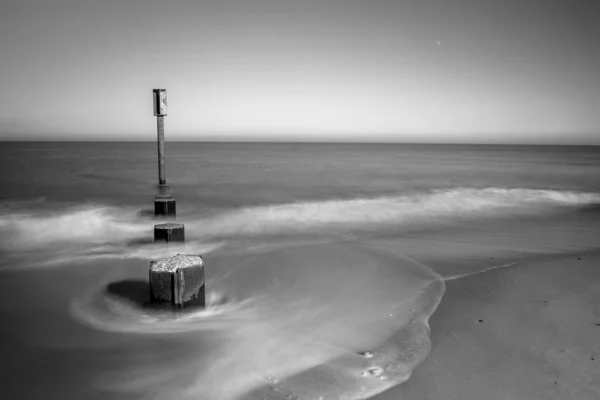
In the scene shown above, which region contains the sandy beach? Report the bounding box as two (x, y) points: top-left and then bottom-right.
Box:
(375, 250), (600, 400)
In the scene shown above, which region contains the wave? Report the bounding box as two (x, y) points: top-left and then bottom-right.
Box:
(1, 188), (598, 257)
(0, 204), (148, 251)
(185, 187), (600, 239)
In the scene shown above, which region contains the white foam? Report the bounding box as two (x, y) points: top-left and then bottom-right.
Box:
(186, 188), (600, 238)
(1, 188), (597, 260)
(68, 242), (446, 400)
(0, 205), (148, 250)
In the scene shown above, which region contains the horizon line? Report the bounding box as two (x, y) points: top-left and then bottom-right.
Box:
(0, 139), (598, 147)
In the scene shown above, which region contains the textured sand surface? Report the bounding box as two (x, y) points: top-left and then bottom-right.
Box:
(375, 251), (600, 400)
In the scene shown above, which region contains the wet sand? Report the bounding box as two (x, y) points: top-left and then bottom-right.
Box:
(1, 242), (599, 399)
(1, 207), (599, 399)
(375, 251), (600, 400)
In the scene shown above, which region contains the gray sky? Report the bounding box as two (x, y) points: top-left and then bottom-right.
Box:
(1, 0), (598, 143)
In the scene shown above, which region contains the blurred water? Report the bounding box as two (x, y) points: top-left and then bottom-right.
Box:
(2, 142), (599, 208)
(0, 142), (599, 399)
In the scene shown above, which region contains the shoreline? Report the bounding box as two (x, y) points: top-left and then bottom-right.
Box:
(374, 249), (600, 399)
(1, 228), (599, 399)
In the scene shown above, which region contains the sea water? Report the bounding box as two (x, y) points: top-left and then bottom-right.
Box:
(0, 142), (599, 399)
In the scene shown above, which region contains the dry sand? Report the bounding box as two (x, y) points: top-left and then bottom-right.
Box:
(375, 251), (600, 400)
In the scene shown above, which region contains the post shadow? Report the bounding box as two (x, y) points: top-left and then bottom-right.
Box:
(127, 237), (156, 247)
(104, 280), (155, 310)
(137, 208), (156, 218)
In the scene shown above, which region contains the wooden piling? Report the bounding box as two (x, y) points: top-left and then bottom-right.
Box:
(149, 254), (205, 308)
(154, 195), (176, 217)
(154, 222), (185, 242)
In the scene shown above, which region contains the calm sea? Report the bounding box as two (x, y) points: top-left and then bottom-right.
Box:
(1, 142), (599, 399)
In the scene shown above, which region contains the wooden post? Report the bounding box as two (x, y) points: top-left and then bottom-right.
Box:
(154, 223), (185, 242)
(154, 196), (176, 217)
(149, 254), (205, 309)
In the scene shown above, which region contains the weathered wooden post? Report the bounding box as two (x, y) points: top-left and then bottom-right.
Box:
(154, 222), (185, 243)
(153, 89), (176, 215)
(149, 254), (205, 309)
(154, 195), (176, 216)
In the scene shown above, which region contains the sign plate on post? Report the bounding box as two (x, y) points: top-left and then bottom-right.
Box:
(153, 89), (167, 116)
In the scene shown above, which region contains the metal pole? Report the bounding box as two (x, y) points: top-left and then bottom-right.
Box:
(153, 88), (174, 214)
(157, 115), (166, 186)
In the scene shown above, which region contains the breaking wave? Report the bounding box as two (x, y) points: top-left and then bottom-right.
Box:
(0, 188), (598, 266)
(187, 187), (600, 238)
(0, 205), (148, 250)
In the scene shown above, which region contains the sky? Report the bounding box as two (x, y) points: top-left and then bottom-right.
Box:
(0, 0), (598, 144)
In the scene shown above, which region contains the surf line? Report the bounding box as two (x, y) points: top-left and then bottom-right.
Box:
(443, 261), (520, 281)
(363, 241), (521, 283)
